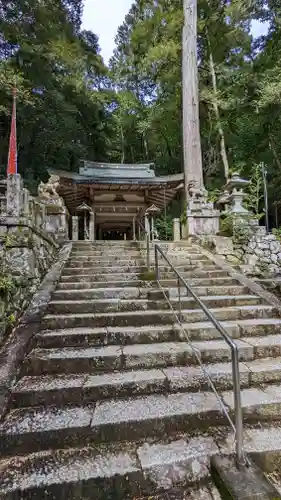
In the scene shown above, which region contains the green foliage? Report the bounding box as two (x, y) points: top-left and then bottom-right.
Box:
(139, 271), (156, 281)
(272, 227), (281, 242)
(0, 275), (16, 298)
(244, 163), (264, 217)
(219, 212), (235, 237)
(0, 0), (111, 190)
(155, 214), (173, 241)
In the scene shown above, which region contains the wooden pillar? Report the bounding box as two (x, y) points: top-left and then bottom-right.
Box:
(182, 0), (204, 199)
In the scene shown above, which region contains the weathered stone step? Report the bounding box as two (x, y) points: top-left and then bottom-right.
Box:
(56, 277), (239, 290)
(57, 279), (151, 289)
(66, 259), (144, 268)
(62, 265), (144, 275)
(23, 333), (281, 376)
(61, 264), (218, 276)
(3, 384), (281, 456)
(70, 251), (144, 258)
(59, 268), (229, 283)
(0, 392), (225, 456)
(47, 295), (261, 315)
(34, 318), (281, 349)
(53, 286), (150, 301)
(0, 435), (219, 498)
(14, 354), (281, 408)
(67, 253), (208, 263)
(35, 324), (177, 348)
(60, 272), (141, 282)
(42, 304), (277, 329)
(52, 285), (248, 301)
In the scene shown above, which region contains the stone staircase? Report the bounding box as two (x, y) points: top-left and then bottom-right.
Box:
(1, 240), (281, 498)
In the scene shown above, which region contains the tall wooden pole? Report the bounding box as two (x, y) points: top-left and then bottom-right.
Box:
(182, 0), (204, 200)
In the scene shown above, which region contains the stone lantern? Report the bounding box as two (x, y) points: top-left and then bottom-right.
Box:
(145, 204), (161, 240)
(76, 202), (95, 241)
(225, 172), (250, 215)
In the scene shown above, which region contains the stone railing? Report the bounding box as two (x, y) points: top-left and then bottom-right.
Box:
(0, 173), (69, 345)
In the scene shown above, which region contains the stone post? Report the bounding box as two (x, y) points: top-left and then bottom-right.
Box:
(6, 173), (23, 217)
(173, 218), (181, 241)
(132, 216), (136, 241)
(151, 216), (155, 241)
(145, 214), (150, 240)
(89, 211), (95, 241)
(72, 216), (78, 241)
(22, 188), (30, 216)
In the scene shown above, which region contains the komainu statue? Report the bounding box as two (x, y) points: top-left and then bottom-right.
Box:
(188, 180), (207, 200)
(38, 175), (60, 201)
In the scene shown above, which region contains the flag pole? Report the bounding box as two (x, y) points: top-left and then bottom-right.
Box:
(7, 87), (17, 176)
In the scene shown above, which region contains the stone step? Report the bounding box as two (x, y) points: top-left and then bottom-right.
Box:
(66, 259), (144, 267)
(56, 277), (239, 290)
(60, 272), (141, 282)
(53, 286), (150, 301)
(23, 333), (281, 376)
(0, 435), (219, 498)
(67, 253), (208, 263)
(34, 318), (281, 349)
(62, 265), (144, 275)
(52, 285), (248, 301)
(47, 295), (261, 315)
(35, 324), (177, 348)
(57, 279), (149, 289)
(59, 268), (230, 282)
(42, 304), (277, 329)
(70, 248), (142, 260)
(169, 285), (248, 297)
(61, 264), (218, 276)
(0, 392), (225, 456)
(3, 385), (281, 456)
(13, 355), (281, 408)
(3, 423), (281, 498)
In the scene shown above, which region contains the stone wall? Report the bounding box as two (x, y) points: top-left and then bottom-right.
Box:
(0, 217), (59, 345)
(0, 174), (67, 346)
(237, 223), (281, 277)
(193, 221), (281, 278)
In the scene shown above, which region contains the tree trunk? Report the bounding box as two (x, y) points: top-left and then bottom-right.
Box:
(206, 27), (230, 181)
(182, 0), (204, 200)
(120, 124), (125, 163)
(269, 135), (281, 169)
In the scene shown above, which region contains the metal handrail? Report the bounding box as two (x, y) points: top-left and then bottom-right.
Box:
(154, 243), (246, 467)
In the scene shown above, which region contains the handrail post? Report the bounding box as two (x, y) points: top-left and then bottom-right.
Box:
(232, 346), (246, 467)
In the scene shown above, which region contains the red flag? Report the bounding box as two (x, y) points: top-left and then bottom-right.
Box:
(7, 88), (17, 175)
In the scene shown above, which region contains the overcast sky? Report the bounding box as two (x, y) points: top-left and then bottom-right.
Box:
(82, 0), (269, 64)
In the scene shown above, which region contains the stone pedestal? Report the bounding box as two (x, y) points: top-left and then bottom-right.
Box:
(72, 216), (78, 241)
(173, 218), (181, 241)
(6, 174), (23, 216)
(42, 203), (68, 243)
(186, 199), (220, 236)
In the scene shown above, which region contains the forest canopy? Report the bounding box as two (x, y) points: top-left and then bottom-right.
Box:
(0, 0), (280, 223)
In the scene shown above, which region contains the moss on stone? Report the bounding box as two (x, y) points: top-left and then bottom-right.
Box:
(139, 270), (156, 281)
